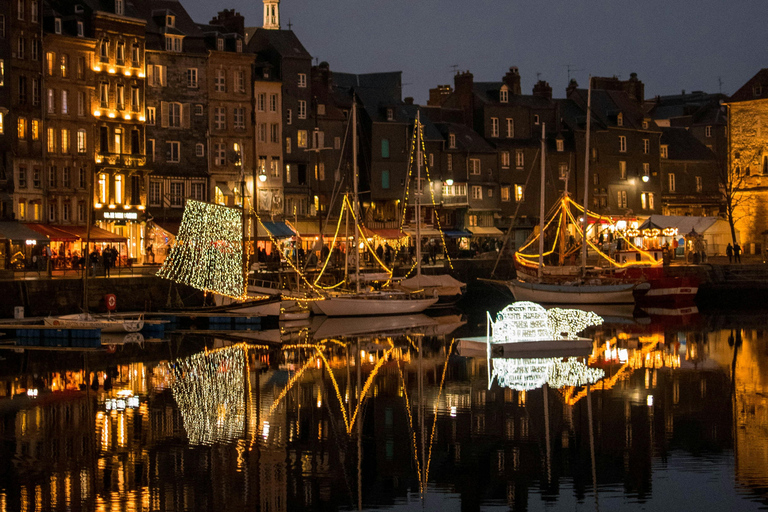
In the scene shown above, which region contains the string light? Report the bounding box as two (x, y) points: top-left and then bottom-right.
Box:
(166, 345), (247, 445)
(490, 357), (605, 391)
(157, 200), (246, 298)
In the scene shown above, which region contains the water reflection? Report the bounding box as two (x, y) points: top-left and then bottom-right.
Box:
(1, 306), (768, 510)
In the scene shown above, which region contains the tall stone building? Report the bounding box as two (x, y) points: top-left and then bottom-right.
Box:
(84, 0), (148, 257)
(200, 9), (254, 209)
(247, 0), (313, 221)
(41, 2), (96, 229)
(0, 0), (12, 220)
(8, 0), (45, 223)
(725, 69), (768, 253)
(133, 0), (209, 234)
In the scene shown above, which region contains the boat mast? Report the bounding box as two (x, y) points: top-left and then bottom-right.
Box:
(416, 111), (422, 278)
(352, 97), (360, 293)
(537, 123), (546, 279)
(582, 77), (592, 276)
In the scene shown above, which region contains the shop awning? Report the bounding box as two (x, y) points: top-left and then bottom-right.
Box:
(403, 227), (443, 237)
(467, 226), (504, 236)
(26, 224), (79, 241)
(0, 221), (51, 242)
(258, 221), (295, 238)
(361, 227), (405, 239)
(288, 220), (339, 237)
(443, 230), (472, 238)
(216, 182), (234, 197)
(55, 225), (127, 243)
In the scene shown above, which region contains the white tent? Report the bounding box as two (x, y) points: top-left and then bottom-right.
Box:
(639, 215), (738, 256)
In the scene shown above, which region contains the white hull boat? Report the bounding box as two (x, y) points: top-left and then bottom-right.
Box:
(505, 279), (641, 305)
(44, 313), (144, 333)
(314, 293), (438, 317)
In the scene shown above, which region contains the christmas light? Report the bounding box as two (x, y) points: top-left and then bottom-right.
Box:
(490, 302), (603, 342)
(166, 345), (247, 445)
(157, 200), (246, 298)
(490, 357), (605, 391)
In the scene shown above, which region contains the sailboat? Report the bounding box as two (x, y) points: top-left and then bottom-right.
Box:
(397, 111), (467, 306)
(499, 82), (651, 304)
(313, 98), (438, 317)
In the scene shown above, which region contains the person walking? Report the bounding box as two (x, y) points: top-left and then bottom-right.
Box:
(726, 243), (733, 264)
(734, 243), (742, 263)
(104, 245), (113, 277)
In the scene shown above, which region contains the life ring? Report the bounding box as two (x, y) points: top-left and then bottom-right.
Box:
(53, 320), (59, 326)
(106, 344), (117, 353)
(106, 295), (117, 309)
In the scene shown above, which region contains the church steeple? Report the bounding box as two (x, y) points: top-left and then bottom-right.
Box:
(263, 0), (280, 30)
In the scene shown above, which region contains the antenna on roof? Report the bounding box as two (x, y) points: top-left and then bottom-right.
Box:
(287, 18), (292, 30)
(536, 72), (542, 81)
(718, 76), (723, 94)
(450, 64), (458, 75)
(564, 64), (583, 82)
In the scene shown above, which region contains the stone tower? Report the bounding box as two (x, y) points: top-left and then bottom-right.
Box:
(263, 0), (280, 30)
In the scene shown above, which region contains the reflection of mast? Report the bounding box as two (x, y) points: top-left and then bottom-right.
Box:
(587, 385), (599, 511)
(419, 336), (426, 501)
(356, 338), (362, 511)
(543, 383), (551, 484)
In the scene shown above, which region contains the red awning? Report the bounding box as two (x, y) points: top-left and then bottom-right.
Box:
(55, 225), (127, 242)
(26, 224), (79, 241)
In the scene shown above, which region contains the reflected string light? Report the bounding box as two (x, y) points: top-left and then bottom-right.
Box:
(167, 345), (247, 445)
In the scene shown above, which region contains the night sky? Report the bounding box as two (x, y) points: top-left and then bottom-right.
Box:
(184, 0), (766, 103)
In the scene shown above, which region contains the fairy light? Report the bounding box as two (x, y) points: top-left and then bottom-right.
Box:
(166, 345), (247, 445)
(546, 307), (603, 339)
(491, 358), (554, 391)
(157, 200), (245, 298)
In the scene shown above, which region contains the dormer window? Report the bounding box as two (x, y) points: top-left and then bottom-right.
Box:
(449, 133), (456, 148)
(165, 35), (182, 52)
(617, 112), (623, 127)
(533, 114), (540, 125)
(660, 145), (668, 159)
(114, 0), (124, 16)
(77, 21), (84, 37)
(556, 139), (564, 152)
(236, 39), (242, 53)
(642, 119), (649, 129)
(754, 84), (763, 98)
(54, 18), (61, 34)
(386, 108), (393, 121)
(500, 85), (508, 103)
(216, 38), (224, 51)
(166, 15), (175, 28)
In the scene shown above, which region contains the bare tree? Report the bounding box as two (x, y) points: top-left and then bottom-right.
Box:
(719, 158), (750, 245)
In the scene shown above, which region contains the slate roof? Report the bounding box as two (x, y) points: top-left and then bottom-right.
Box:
(563, 88), (656, 131)
(247, 29), (311, 59)
(728, 69), (768, 103)
(471, 81), (553, 109)
(433, 122), (495, 154)
(333, 71), (403, 122)
(646, 91), (727, 125)
(131, 0), (206, 53)
(660, 127), (716, 161)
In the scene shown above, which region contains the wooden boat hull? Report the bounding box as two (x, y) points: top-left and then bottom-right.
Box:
(505, 279), (638, 304)
(44, 314), (144, 333)
(314, 295), (438, 317)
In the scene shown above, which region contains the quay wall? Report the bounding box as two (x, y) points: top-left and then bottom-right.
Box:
(0, 277), (204, 318)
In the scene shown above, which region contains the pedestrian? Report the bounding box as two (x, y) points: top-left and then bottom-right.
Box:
(104, 245), (113, 277)
(146, 243), (155, 264)
(376, 244), (384, 261)
(726, 243), (733, 264)
(384, 242), (392, 265)
(734, 243), (742, 263)
(89, 248), (99, 276)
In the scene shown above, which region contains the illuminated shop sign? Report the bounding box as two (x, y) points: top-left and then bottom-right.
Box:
(102, 211), (138, 220)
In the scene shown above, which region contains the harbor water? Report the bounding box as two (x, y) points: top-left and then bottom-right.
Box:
(0, 295), (767, 511)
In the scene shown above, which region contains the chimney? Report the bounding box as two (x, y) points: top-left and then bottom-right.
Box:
(532, 80), (552, 99)
(312, 61), (332, 91)
(454, 71), (474, 127)
(566, 79), (579, 97)
(503, 67), (521, 95)
(427, 85), (452, 106)
(404, 97), (414, 105)
(626, 72), (644, 104)
(211, 9), (245, 36)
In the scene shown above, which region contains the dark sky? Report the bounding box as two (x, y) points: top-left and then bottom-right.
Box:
(184, 0), (765, 103)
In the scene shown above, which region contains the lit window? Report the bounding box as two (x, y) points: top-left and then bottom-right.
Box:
(18, 117), (26, 139)
(297, 130), (307, 148)
(166, 14), (175, 27)
(77, 129), (86, 153)
(617, 112), (623, 127)
(556, 139), (564, 152)
(500, 85), (508, 103)
(515, 184), (524, 202)
(98, 173), (108, 203)
(660, 145), (668, 159)
(115, 174), (123, 203)
(619, 161), (627, 179)
(501, 186), (510, 201)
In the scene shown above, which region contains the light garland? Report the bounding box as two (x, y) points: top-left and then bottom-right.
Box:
(157, 200), (246, 298)
(490, 302), (603, 342)
(546, 307), (603, 340)
(167, 344), (247, 445)
(490, 356), (605, 391)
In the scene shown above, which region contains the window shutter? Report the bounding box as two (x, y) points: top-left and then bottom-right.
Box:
(161, 66), (167, 87)
(146, 64), (154, 86)
(182, 103), (190, 128)
(160, 101), (169, 128)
